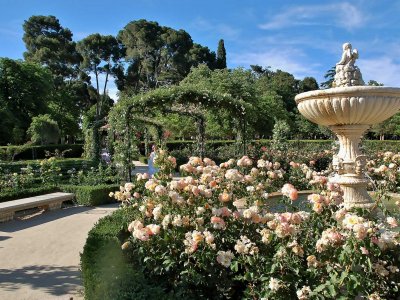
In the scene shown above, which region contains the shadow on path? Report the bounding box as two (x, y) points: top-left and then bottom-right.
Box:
(0, 265), (81, 296)
(0, 206), (94, 233)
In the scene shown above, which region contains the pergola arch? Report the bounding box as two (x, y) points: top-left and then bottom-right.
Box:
(108, 85), (252, 178)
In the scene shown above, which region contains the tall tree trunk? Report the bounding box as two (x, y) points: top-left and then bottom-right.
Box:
(94, 65), (100, 116)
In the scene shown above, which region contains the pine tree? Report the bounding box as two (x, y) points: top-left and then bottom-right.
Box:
(216, 39), (227, 69)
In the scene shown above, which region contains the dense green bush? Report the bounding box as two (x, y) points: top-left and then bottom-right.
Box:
(0, 185), (58, 203)
(68, 164), (120, 186)
(0, 158), (95, 176)
(61, 184), (119, 206)
(27, 114), (60, 145)
(0, 144), (84, 161)
(138, 156), (148, 164)
(81, 208), (173, 300)
(363, 140), (400, 154)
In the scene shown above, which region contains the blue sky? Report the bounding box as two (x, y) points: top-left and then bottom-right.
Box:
(1, 0), (400, 99)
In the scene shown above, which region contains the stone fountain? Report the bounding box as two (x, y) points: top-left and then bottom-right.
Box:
(295, 43), (400, 209)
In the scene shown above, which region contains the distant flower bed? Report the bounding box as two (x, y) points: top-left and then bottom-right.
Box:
(367, 151), (400, 193)
(111, 151), (400, 299)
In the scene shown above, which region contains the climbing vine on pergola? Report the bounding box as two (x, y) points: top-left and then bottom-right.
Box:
(108, 85), (252, 177)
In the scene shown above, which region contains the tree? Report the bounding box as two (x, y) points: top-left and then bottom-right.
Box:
(181, 65), (287, 139)
(77, 33), (122, 115)
(23, 15), (81, 84)
(258, 69), (299, 112)
(370, 112), (400, 140)
(298, 77), (319, 93)
(216, 39), (227, 69)
(367, 80), (384, 86)
(117, 19), (173, 92)
(320, 66), (335, 89)
(117, 19), (216, 94)
(189, 44), (216, 69)
(0, 58), (53, 144)
(27, 114), (60, 144)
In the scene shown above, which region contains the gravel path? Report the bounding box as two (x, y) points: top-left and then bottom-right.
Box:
(0, 203), (118, 300)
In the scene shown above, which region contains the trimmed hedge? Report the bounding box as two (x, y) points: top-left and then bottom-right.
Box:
(61, 184), (120, 206)
(81, 208), (172, 300)
(138, 156), (148, 164)
(0, 158), (96, 176)
(0, 144), (84, 161)
(0, 185), (59, 203)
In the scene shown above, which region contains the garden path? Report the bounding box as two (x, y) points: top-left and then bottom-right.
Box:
(0, 203), (118, 300)
(132, 160), (180, 179)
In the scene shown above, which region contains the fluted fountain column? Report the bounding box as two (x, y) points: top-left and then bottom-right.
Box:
(330, 124), (372, 209)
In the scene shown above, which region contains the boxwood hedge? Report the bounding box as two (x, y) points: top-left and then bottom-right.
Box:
(81, 208), (173, 300)
(60, 184), (120, 206)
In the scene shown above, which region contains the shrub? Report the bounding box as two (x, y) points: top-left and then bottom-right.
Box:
(0, 185), (58, 203)
(271, 120), (291, 151)
(0, 158), (95, 177)
(27, 114), (60, 145)
(68, 164), (120, 186)
(0, 144), (84, 161)
(81, 208), (173, 300)
(61, 184), (119, 206)
(109, 153), (400, 299)
(138, 156), (148, 164)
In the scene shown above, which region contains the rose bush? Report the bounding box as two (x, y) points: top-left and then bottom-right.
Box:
(367, 151), (400, 193)
(111, 151), (400, 299)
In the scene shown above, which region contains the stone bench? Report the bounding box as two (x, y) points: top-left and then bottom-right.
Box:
(0, 192), (74, 223)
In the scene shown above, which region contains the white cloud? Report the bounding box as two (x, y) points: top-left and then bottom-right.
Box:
(358, 57), (400, 86)
(259, 2), (365, 31)
(231, 48), (320, 79)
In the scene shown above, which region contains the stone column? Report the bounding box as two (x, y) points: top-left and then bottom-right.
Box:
(329, 124), (373, 209)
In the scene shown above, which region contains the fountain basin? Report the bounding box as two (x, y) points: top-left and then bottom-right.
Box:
(295, 86), (400, 126)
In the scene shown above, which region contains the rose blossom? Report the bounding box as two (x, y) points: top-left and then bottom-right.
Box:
(386, 217), (398, 228)
(216, 250), (234, 267)
(296, 286), (311, 300)
(269, 277), (282, 292)
(219, 191), (231, 203)
(210, 216), (226, 229)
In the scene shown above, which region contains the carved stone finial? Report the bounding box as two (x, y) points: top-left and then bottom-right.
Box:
(333, 43), (364, 87)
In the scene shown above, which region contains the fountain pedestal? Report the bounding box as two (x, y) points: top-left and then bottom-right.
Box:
(295, 43), (400, 209)
(329, 124), (372, 209)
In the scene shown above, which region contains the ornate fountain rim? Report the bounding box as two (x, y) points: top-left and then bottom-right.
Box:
(295, 86), (400, 104)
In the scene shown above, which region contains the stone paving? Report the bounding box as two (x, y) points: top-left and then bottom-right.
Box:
(0, 159), (175, 299)
(0, 203), (118, 299)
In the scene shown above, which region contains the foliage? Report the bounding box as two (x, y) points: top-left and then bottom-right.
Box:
(116, 19), (216, 93)
(22, 15), (95, 141)
(68, 163), (120, 185)
(23, 15), (81, 82)
(27, 114), (60, 145)
(77, 33), (122, 113)
(370, 113), (400, 140)
(216, 39), (227, 69)
(108, 84), (250, 178)
(39, 157), (62, 185)
(80, 208), (172, 300)
(61, 184), (119, 206)
(366, 151), (400, 193)
(109, 153), (400, 299)
(0, 164), (37, 190)
(271, 120), (291, 151)
(320, 67), (335, 89)
(0, 58), (53, 145)
(0, 185), (58, 203)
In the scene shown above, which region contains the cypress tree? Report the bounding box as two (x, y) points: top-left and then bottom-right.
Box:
(216, 39), (227, 69)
